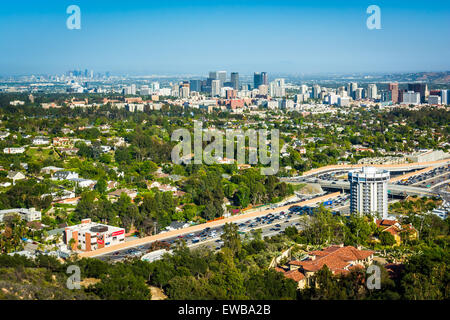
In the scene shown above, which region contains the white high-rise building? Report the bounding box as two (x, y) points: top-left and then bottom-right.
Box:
(440, 90), (448, 105)
(312, 84), (321, 99)
(151, 82), (160, 92)
(367, 84), (377, 100)
(211, 80), (221, 96)
(130, 84), (137, 95)
(337, 86), (347, 97)
(338, 96), (350, 106)
(269, 79), (286, 97)
(403, 91), (421, 105)
(217, 71), (227, 86)
(326, 94), (339, 105)
(299, 85), (308, 94)
(347, 82), (358, 98)
(349, 167), (390, 218)
(355, 88), (364, 100)
(179, 86), (190, 98)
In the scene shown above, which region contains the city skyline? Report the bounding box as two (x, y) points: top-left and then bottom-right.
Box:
(1, 0), (450, 75)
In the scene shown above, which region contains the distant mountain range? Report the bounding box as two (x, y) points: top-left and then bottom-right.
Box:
(382, 71), (450, 84)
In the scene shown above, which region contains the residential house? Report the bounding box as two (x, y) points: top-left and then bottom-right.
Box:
(286, 245), (374, 287)
(7, 171), (26, 185)
(41, 166), (64, 175)
(4, 147), (25, 154)
(149, 181), (177, 193)
(275, 267), (307, 289)
(0, 207), (41, 222)
(53, 137), (71, 146)
(108, 188), (138, 201)
(69, 178), (97, 189)
(52, 171), (79, 181)
(375, 219), (418, 245)
(32, 136), (50, 145)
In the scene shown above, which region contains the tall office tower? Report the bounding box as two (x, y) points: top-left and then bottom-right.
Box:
(217, 71), (227, 86)
(381, 91), (392, 102)
(300, 84), (308, 94)
(441, 90), (449, 105)
(190, 80), (202, 92)
(349, 167), (390, 218)
(408, 83), (428, 103)
(347, 82), (358, 99)
(269, 79), (286, 97)
(211, 80), (221, 96)
(209, 71), (219, 80)
(230, 72), (239, 90)
(388, 83), (399, 103)
(312, 84), (321, 99)
(337, 86), (346, 97)
(207, 71), (218, 87)
(151, 82), (160, 93)
(179, 86), (190, 98)
(262, 72), (268, 85)
(355, 88), (364, 100)
(274, 78), (285, 87)
(367, 84), (377, 99)
(254, 72), (263, 89)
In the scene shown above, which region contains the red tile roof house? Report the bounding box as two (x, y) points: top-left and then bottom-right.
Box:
(282, 245), (374, 288)
(275, 267), (307, 289)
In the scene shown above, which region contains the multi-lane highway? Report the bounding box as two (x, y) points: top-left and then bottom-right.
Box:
(80, 192), (342, 259)
(99, 208), (315, 262)
(295, 159), (450, 178)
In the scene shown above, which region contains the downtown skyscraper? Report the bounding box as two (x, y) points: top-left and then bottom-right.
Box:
(254, 72), (268, 89)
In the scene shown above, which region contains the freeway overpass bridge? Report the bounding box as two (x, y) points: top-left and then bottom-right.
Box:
(295, 159), (450, 178)
(301, 179), (438, 197)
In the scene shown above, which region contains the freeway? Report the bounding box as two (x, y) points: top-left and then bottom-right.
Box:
(307, 179), (438, 197)
(102, 210), (311, 262)
(79, 191), (342, 258)
(294, 159), (450, 178)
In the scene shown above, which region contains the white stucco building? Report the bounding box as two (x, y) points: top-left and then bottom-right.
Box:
(348, 167), (390, 218)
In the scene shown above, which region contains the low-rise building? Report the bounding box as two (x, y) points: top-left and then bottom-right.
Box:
(32, 136), (50, 145)
(52, 171), (79, 180)
(41, 166), (64, 175)
(107, 188), (138, 200)
(65, 218), (125, 252)
(4, 147), (25, 154)
(0, 207), (41, 222)
(7, 171), (26, 184)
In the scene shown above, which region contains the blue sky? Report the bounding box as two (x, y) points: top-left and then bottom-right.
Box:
(1, 0), (449, 75)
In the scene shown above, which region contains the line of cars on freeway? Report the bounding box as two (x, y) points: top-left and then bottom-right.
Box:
(106, 203), (345, 260)
(396, 165), (450, 187)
